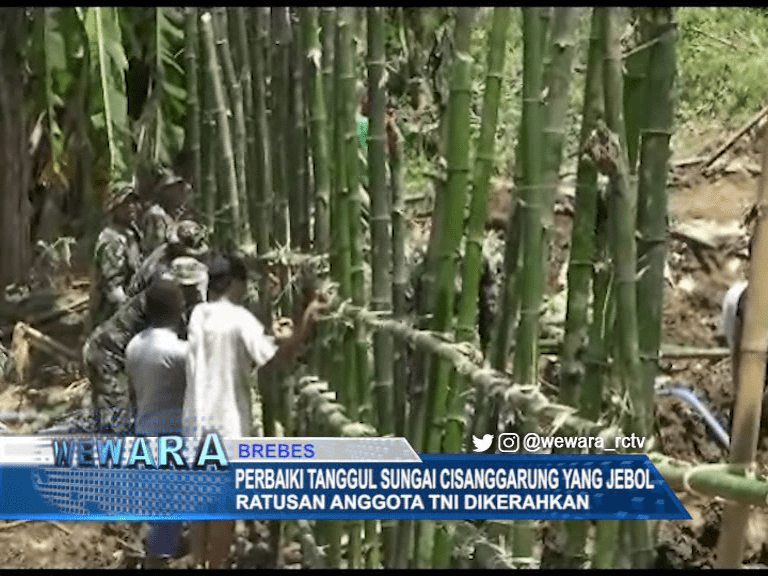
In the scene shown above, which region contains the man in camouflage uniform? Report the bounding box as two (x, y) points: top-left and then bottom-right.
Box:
(128, 220), (209, 298)
(90, 182), (143, 330)
(83, 256), (209, 433)
(141, 169), (193, 255)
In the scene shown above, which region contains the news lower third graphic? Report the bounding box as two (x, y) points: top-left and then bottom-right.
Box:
(0, 433), (689, 521)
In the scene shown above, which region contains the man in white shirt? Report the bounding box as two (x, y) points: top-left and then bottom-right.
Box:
(184, 253), (326, 569)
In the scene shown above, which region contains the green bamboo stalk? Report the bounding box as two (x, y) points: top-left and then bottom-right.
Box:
(289, 9), (310, 253)
(511, 7), (546, 564)
(489, 163), (522, 370)
(271, 7), (290, 248)
(233, 7), (260, 246)
(334, 9), (362, 568)
(636, 8), (675, 478)
(184, 8), (202, 204)
(199, 11), (217, 236)
(390, 119), (411, 570)
(602, 7), (653, 568)
(539, 8), (578, 297)
(515, 5), (546, 390)
(340, 6), (371, 426)
(559, 7), (605, 567)
(423, 7), (475, 453)
(251, 7), (273, 253)
(201, 11), (241, 247)
(444, 7), (511, 457)
(304, 7), (331, 254)
(321, 8), (336, 204)
(367, 6), (393, 439)
(341, 8), (374, 567)
(623, 10), (652, 173)
(418, 8), (475, 569)
(214, 8), (251, 246)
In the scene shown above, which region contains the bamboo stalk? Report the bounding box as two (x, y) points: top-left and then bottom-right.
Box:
(419, 8), (475, 569)
(715, 93), (768, 572)
(623, 10), (652, 172)
(334, 9), (362, 568)
(270, 8), (290, 249)
(233, 7), (259, 246)
(559, 7), (605, 567)
(340, 6), (370, 425)
(539, 8), (579, 298)
(185, 8), (202, 204)
(214, 8), (251, 246)
(289, 9), (310, 253)
(601, 7), (653, 568)
(445, 7), (511, 456)
(367, 6), (393, 440)
(304, 7), (331, 254)
(636, 8), (676, 525)
(389, 118), (411, 570)
(201, 11), (241, 247)
(199, 9), (217, 237)
(320, 8), (336, 177)
(252, 8), (273, 253)
(510, 9), (547, 561)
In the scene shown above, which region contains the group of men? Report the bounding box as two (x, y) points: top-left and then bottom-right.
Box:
(83, 171), (326, 568)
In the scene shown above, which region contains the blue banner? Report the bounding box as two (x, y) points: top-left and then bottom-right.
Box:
(0, 438), (689, 521)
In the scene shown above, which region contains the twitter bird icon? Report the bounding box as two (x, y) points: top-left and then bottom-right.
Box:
(472, 434), (493, 453)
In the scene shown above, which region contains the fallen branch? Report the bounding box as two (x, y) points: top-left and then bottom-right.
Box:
(650, 453), (768, 509)
(701, 103), (768, 170)
(12, 322), (80, 363)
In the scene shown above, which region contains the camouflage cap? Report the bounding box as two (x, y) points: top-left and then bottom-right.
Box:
(106, 181), (138, 212)
(174, 220), (209, 257)
(168, 256), (208, 286)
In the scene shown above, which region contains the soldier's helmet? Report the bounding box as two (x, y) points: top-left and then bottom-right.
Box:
(105, 181), (138, 212)
(172, 220), (209, 257)
(166, 256), (209, 287)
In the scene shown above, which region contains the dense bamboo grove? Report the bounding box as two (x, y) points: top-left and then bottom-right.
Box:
(14, 6), (739, 569)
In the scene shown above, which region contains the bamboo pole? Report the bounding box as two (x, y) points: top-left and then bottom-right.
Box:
(289, 9), (310, 253)
(600, 7), (653, 568)
(623, 10), (652, 173)
(233, 7), (259, 246)
(341, 6), (370, 426)
(251, 8), (273, 253)
(214, 8), (251, 246)
(185, 8), (202, 204)
(304, 7), (331, 254)
(511, 8), (546, 563)
(270, 8), (290, 249)
(559, 8), (605, 567)
(539, 8), (579, 298)
(199, 11), (217, 237)
(367, 6), (393, 440)
(445, 7), (511, 456)
(201, 11), (241, 247)
(715, 104), (768, 570)
(636, 8), (676, 519)
(418, 8), (475, 569)
(334, 9), (362, 568)
(320, 8), (336, 184)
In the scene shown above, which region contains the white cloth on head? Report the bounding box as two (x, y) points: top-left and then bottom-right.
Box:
(720, 281), (748, 351)
(126, 327), (188, 436)
(183, 297), (278, 437)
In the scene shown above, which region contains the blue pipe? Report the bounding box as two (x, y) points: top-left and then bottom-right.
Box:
(656, 384), (731, 449)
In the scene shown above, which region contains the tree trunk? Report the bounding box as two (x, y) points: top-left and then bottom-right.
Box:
(0, 8), (33, 289)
